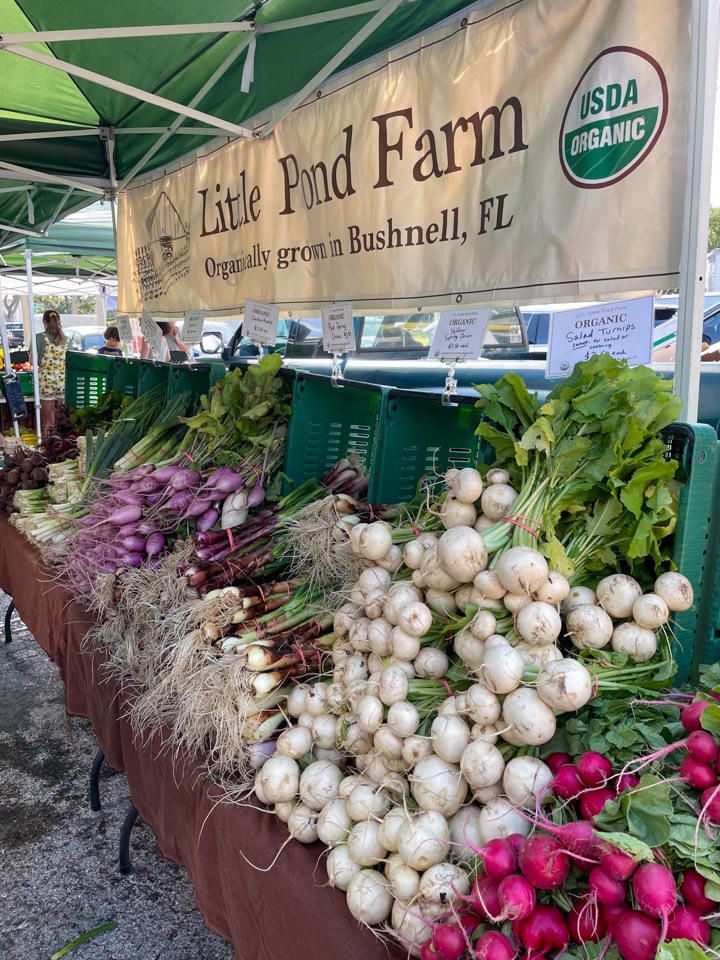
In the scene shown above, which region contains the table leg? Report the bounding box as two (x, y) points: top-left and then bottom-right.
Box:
(4, 599), (14, 643)
(89, 748), (105, 812)
(119, 803), (140, 874)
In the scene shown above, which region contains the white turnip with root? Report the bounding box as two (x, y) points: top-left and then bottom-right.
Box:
(481, 483), (518, 522)
(480, 644), (524, 694)
(333, 604), (359, 640)
(378, 807), (407, 853)
(414, 647), (450, 679)
(534, 571), (570, 605)
(259, 756), (300, 804)
(298, 712), (314, 728)
(470, 610), (498, 640)
(286, 685), (308, 719)
(402, 735), (433, 768)
(383, 582), (423, 625)
(497, 546), (549, 595)
(355, 522), (393, 561)
(398, 601), (433, 638)
(378, 545), (403, 573)
(346, 870), (393, 925)
(387, 657), (417, 679)
(368, 617), (393, 657)
(515, 642), (562, 668)
(326, 845), (361, 891)
(347, 820), (387, 866)
(437, 696), (460, 716)
(349, 618), (372, 652)
(596, 573), (643, 619)
(473, 569), (507, 600)
(379, 665), (409, 706)
(419, 862), (470, 919)
(314, 747), (343, 764)
(288, 802), (320, 843)
(358, 566), (391, 595)
(317, 798), (352, 847)
(391, 901), (432, 956)
(502, 688), (556, 745)
(454, 629), (486, 670)
(611, 621), (657, 662)
(474, 515), (495, 532)
(562, 585), (597, 612)
(450, 805), (483, 862)
(654, 571), (693, 611)
(441, 496), (477, 529)
(460, 739), (505, 789)
(254, 770), (270, 805)
(432, 715), (471, 764)
(346, 780), (391, 821)
(363, 589), (385, 620)
(305, 684), (330, 717)
(478, 797), (531, 843)
(486, 468), (510, 485)
(470, 723), (503, 744)
(515, 601), (562, 646)
(391, 626), (421, 661)
(342, 653), (369, 685)
(403, 538), (427, 570)
(390, 865), (421, 903)
(632, 593), (670, 629)
(566, 604), (614, 650)
(299, 761), (342, 811)
(465, 683), (501, 725)
(387, 700), (420, 738)
(473, 782), (502, 804)
(445, 466), (484, 503)
(345, 679), (369, 713)
(355, 695), (385, 734)
(277, 725), (313, 759)
(420, 546), (462, 592)
(411, 755), (468, 816)
(325, 682), (345, 713)
(437, 525), (488, 583)
(374, 724), (405, 760)
(536, 657), (593, 711)
(344, 723), (374, 758)
(425, 588), (458, 616)
(504, 592), (532, 614)
(502, 756), (553, 810)
(396, 809), (450, 869)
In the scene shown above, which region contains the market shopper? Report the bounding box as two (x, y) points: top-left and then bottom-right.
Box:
(141, 320), (190, 361)
(36, 309), (68, 438)
(97, 325), (123, 357)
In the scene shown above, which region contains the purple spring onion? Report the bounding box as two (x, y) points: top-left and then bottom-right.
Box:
(246, 484), (266, 508)
(145, 532), (166, 557)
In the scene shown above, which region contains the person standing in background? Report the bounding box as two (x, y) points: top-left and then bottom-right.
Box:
(140, 320), (190, 361)
(36, 309), (68, 438)
(97, 326), (124, 357)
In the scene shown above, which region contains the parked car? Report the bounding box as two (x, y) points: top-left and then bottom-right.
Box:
(64, 327), (107, 353)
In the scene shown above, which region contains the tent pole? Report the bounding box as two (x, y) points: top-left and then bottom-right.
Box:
(24, 247), (42, 444)
(675, 0), (720, 423)
(0, 278), (21, 440)
(0, 160), (106, 195)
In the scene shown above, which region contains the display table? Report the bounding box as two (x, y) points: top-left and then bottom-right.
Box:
(0, 516), (402, 960)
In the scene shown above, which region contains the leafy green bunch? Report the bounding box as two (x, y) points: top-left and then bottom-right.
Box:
(474, 355), (683, 582)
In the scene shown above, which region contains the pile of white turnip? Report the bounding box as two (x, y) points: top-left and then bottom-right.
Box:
(247, 466), (695, 955)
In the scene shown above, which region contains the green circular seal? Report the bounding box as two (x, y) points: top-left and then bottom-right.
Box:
(559, 46), (668, 189)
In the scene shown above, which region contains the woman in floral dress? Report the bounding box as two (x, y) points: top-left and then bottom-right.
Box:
(37, 310), (68, 438)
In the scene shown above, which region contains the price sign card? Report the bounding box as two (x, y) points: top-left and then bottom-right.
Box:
(182, 310), (206, 344)
(546, 295), (654, 379)
(115, 314), (134, 342)
(321, 303), (354, 353)
(429, 308), (491, 361)
(140, 311), (163, 357)
(244, 299), (279, 347)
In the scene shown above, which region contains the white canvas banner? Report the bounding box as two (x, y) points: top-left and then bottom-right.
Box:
(117, 0), (690, 314)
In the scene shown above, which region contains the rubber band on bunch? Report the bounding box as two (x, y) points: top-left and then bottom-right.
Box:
(439, 678), (454, 698)
(226, 529), (236, 551)
(182, 451), (194, 463)
(293, 642), (308, 670)
(502, 514), (542, 539)
(412, 526), (421, 537)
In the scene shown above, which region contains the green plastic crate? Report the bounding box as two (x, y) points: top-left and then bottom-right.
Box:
(693, 436), (720, 674)
(64, 351), (110, 408)
(660, 423), (718, 683)
(138, 359), (171, 397)
(167, 361), (226, 399)
(284, 373), (384, 488)
(18, 372), (33, 396)
(106, 357), (140, 399)
(368, 390), (486, 504)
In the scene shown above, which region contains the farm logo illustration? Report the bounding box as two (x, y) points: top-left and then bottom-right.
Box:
(133, 191), (191, 301)
(559, 46), (668, 188)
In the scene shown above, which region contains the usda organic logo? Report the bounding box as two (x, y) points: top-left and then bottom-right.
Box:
(559, 46), (668, 188)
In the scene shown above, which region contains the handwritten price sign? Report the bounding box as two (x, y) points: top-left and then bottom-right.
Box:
(429, 308), (491, 361)
(244, 299), (279, 346)
(321, 303), (354, 353)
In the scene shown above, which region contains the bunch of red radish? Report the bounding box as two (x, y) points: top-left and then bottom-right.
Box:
(418, 698), (719, 960)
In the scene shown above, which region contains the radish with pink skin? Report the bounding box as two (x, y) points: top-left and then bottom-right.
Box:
(599, 845), (640, 882)
(518, 834), (569, 890)
(553, 765), (584, 800)
(682, 699), (710, 732)
(613, 911), (660, 960)
(632, 862), (677, 942)
(568, 897), (607, 944)
(680, 755), (718, 790)
(517, 904), (568, 954)
(496, 873), (536, 919)
(680, 869), (718, 912)
(576, 751), (613, 787)
(589, 867), (627, 904)
(473, 931), (514, 960)
(666, 905), (710, 946)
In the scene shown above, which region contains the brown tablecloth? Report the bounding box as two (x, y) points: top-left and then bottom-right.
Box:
(0, 515), (402, 960)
